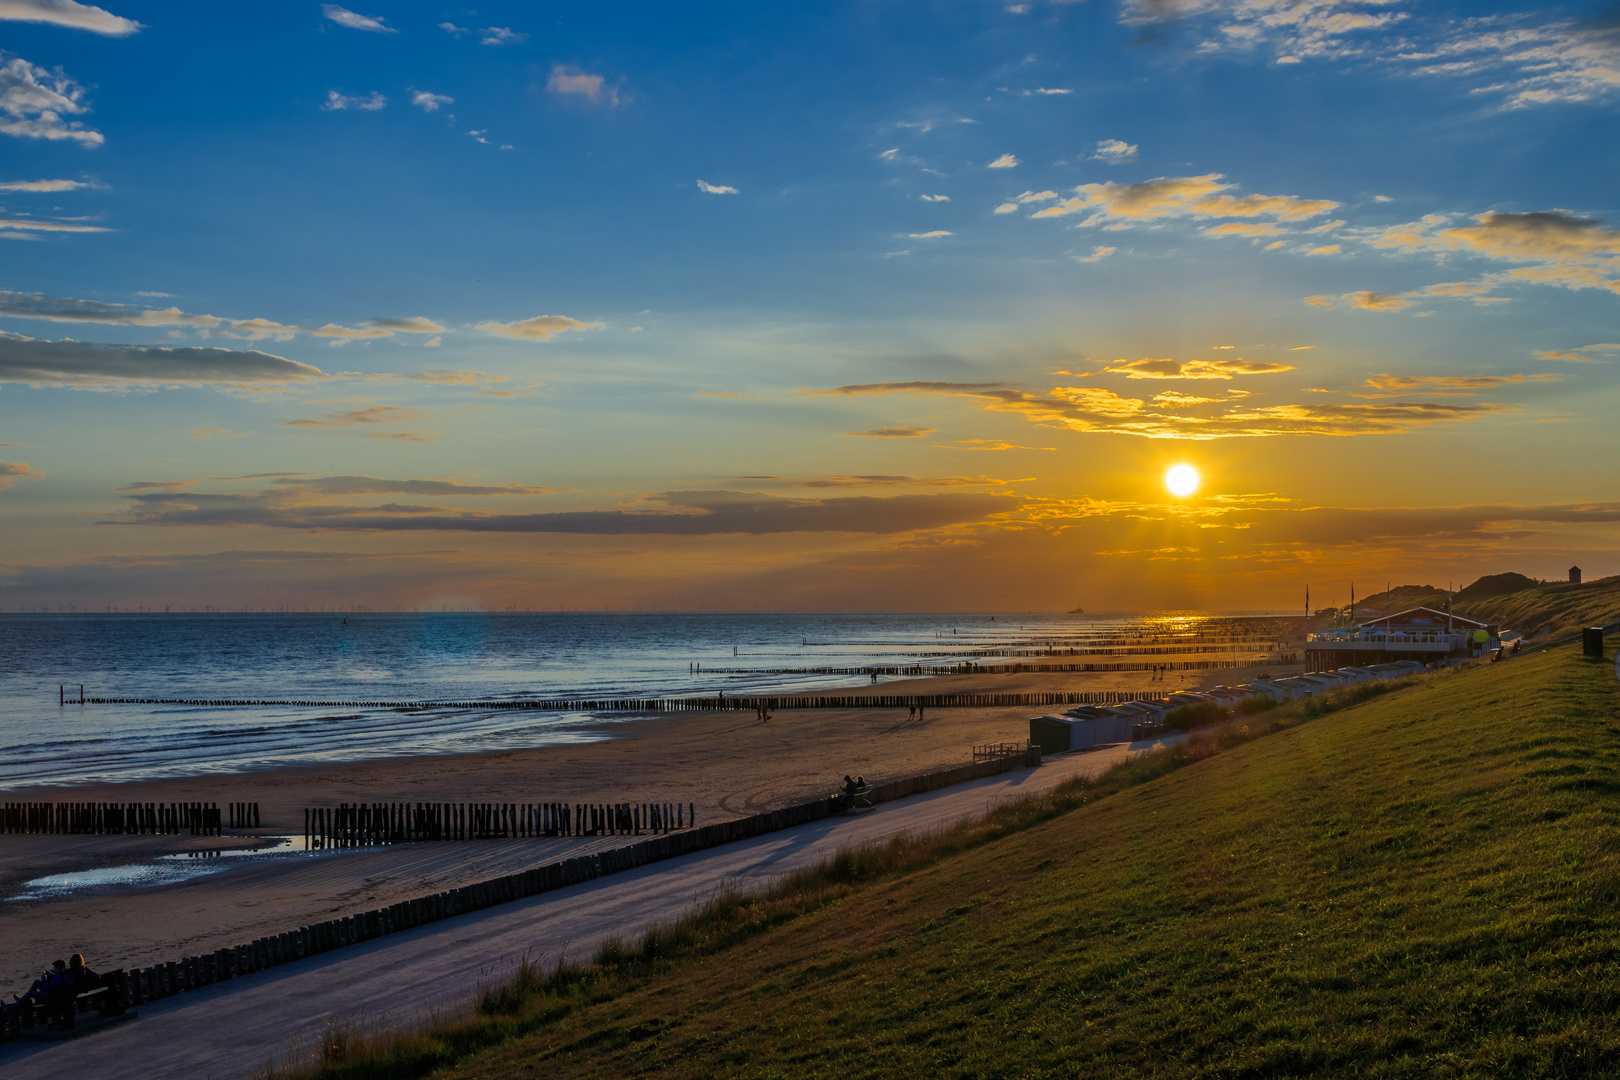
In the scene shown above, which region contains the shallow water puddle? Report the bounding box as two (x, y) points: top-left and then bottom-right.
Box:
(8, 835), (326, 900)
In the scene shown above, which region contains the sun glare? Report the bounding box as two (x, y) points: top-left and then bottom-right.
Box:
(1165, 463), (1200, 497)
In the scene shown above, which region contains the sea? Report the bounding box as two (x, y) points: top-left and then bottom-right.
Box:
(0, 611), (1237, 789)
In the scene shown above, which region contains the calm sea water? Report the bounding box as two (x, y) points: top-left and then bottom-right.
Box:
(0, 611), (1203, 788)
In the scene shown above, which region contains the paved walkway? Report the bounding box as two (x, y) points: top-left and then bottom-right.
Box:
(0, 737), (1180, 1079)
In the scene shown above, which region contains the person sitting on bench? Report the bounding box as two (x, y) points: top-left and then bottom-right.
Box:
(842, 774), (861, 796)
(6, 959), (65, 1016)
(44, 954), (98, 1029)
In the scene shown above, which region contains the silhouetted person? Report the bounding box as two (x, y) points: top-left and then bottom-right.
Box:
(7, 959), (63, 1016)
(842, 774), (860, 796)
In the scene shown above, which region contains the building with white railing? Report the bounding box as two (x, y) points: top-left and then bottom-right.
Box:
(1304, 607), (1497, 671)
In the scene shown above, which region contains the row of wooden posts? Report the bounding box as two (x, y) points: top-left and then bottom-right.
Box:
(0, 801), (231, 836)
(303, 801), (694, 847)
(77, 687), (1192, 711)
(115, 746), (1042, 1010)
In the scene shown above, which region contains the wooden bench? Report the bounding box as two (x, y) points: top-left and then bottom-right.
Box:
(832, 787), (874, 812)
(1, 972), (135, 1043)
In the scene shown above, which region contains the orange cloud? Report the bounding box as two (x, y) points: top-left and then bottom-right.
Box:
(1028, 173), (1338, 227)
(1359, 373), (1561, 397)
(813, 380), (1510, 440)
(0, 459), (41, 490)
(1101, 357), (1296, 380)
(846, 426), (936, 438)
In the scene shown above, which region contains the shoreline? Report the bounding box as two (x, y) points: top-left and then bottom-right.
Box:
(0, 658), (1296, 987)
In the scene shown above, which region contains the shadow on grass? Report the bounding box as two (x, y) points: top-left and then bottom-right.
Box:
(260, 672), (1428, 1080)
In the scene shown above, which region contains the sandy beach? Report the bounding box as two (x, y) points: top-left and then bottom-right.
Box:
(0, 658), (1291, 988)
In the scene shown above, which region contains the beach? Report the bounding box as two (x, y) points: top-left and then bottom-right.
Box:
(0, 657), (1293, 989)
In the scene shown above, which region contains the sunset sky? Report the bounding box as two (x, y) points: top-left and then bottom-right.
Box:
(1, 0), (1616, 612)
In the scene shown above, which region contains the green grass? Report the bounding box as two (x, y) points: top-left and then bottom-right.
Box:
(284, 645), (1620, 1079)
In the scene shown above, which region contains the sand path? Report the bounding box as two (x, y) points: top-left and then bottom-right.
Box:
(0, 735), (1183, 1080)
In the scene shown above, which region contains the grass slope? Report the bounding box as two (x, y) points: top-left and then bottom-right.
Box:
(1461, 576), (1620, 642)
(318, 645), (1620, 1079)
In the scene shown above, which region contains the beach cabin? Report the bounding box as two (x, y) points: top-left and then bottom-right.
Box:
(1267, 676), (1319, 700)
(1109, 699), (1169, 723)
(1205, 686), (1255, 708)
(1027, 705), (1136, 753)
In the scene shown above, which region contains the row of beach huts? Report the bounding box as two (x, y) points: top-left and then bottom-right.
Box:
(1027, 660), (1424, 755)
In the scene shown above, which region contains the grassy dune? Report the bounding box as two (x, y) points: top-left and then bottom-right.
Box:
(1357, 574), (1620, 642)
(1461, 576), (1620, 642)
(302, 644), (1620, 1079)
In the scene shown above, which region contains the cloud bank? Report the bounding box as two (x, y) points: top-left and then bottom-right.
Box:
(0, 338), (326, 387)
(0, 0), (140, 36)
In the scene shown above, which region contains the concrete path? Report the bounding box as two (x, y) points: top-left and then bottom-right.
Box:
(0, 737), (1180, 1079)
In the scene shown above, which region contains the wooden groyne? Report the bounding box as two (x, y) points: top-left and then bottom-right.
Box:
(698, 657), (1297, 677)
(103, 747), (1041, 1009)
(304, 800), (692, 847)
(70, 686), (1230, 711)
(1, 801), (235, 836)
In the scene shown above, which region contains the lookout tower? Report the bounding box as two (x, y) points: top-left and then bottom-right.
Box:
(1570, 565), (1583, 584)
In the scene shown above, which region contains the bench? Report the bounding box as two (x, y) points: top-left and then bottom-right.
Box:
(1, 972), (135, 1043)
(832, 787), (874, 812)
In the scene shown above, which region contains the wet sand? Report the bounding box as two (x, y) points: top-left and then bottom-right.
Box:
(0, 658), (1292, 987)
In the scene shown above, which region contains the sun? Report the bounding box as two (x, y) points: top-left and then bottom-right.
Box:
(1165, 463), (1200, 497)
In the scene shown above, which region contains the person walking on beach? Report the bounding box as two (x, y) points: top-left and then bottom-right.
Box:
(908, 705), (915, 721)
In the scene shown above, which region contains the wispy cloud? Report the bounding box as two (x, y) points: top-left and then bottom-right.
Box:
(1091, 138), (1139, 163)
(480, 26), (526, 45)
(475, 314), (603, 341)
(810, 379), (1512, 440)
(0, 57), (103, 146)
(988, 153), (1020, 168)
(845, 426), (937, 438)
(0, 458), (41, 490)
(1533, 343), (1620, 363)
(1100, 356), (1296, 380)
(321, 90), (387, 112)
(284, 405), (420, 429)
(769, 474), (1009, 489)
(1366, 210), (1620, 297)
(920, 194), (950, 202)
(191, 426), (246, 440)
(546, 64), (626, 106)
(410, 91), (452, 112)
(0, 177), (100, 192)
(437, 22), (468, 36)
(110, 483), (1020, 536)
(0, 0), (141, 36)
(320, 5), (395, 33)
(907, 230), (952, 239)
(1357, 372), (1560, 396)
(1027, 173), (1337, 227)
(0, 217), (109, 237)
(0, 337), (325, 387)
(1119, 1), (1620, 109)
(0, 290), (444, 342)
(696, 179), (738, 194)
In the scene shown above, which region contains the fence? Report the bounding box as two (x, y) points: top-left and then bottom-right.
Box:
(972, 741), (1031, 764)
(104, 745), (1041, 1008)
(0, 801), (231, 836)
(304, 800), (693, 847)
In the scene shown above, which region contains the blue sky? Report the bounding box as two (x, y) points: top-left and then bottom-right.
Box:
(1, 0), (1617, 612)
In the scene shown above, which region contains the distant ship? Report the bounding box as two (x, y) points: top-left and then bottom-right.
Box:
(1067, 606), (1085, 614)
